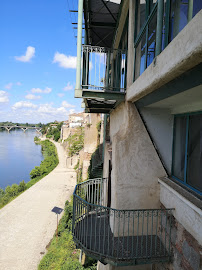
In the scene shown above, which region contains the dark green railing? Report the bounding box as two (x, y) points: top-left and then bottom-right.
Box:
(72, 178), (173, 266)
(82, 45), (127, 92)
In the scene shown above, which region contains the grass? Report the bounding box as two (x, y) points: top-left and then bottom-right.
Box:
(38, 200), (97, 270)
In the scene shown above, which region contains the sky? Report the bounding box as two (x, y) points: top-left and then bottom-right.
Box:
(0, 0), (82, 124)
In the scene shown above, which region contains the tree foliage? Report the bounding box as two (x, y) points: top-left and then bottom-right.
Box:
(40, 122), (63, 142)
(66, 127), (84, 157)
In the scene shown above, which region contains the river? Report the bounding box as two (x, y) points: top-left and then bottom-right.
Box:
(0, 129), (44, 190)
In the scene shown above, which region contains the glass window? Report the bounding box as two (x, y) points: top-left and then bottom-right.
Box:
(172, 116), (187, 181)
(172, 113), (202, 194)
(187, 114), (202, 192)
(193, 0), (202, 18)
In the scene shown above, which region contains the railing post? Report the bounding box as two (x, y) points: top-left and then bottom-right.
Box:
(188, 0), (193, 22)
(105, 50), (111, 89)
(155, 0), (164, 57)
(75, 0), (83, 98)
(72, 195), (76, 235)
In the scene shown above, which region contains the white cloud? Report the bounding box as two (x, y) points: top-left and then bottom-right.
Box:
(0, 101), (80, 123)
(61, 101), (75, 108)
(53, 52), (77, 69)
(63, 82), (73, 91)
(15, 46), (35, 62)
(37, 103), (70, 119)
(12, 101), (37, 110)
(0, 91), (9, 103)
(16, 82), (22, 86)
(25, 94), (41, 100)
(5, 83), (13, 90)
(31, 87), (52, 94)
(57, 93), (65, 98)
(69, 109), (75, 114)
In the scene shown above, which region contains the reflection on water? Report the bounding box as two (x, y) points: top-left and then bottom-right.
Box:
(0, 129), (43, 189)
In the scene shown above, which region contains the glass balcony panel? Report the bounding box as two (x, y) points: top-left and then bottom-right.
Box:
(147, 12), (157, 68)
(135, 31), (147, 80)
(169, 0), (188, 40)
(140, 0), (147, 30)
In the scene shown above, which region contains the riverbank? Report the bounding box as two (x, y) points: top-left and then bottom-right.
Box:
(0, 129), (44, 189)
(0, 139), (58, 209)
(0, 141), (76, 270)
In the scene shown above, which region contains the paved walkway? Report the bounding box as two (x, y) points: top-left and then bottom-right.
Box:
(0, 141), (76, 270)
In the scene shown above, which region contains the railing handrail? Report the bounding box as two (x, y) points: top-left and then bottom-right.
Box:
(82, 44), (127, 53)
(73, 178), (174, 265)
(81, 45), (127, 92)
(134, 1), (158, 48)
(73, 178), (174, 212)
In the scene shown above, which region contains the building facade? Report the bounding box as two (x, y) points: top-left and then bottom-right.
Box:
(72, 0), (202, 269)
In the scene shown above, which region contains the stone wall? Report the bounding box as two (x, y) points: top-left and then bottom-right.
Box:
(154, 206), (202, 270)
(82, 113), (101, 180)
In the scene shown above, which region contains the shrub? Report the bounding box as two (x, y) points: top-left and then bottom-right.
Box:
(66, 127), (84, 157)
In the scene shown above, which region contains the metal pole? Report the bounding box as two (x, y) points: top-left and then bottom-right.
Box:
(102, 115), (107, 167)
(155, 0), (164, 56)
(75, 0), (84, 98)
(56, 214), (58, 241)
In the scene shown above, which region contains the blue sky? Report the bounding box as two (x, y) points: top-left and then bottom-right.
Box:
(0, 0), (82, 123)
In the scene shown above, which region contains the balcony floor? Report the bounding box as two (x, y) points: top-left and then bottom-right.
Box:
(74, 211), (170, 266)
(82, 89), (125, 113)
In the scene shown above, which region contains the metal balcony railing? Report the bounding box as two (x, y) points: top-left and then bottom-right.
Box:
(72, 178), (174, 266)
(82, 46), (127, 92)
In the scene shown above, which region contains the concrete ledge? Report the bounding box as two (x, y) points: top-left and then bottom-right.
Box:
(126, 10), (202, 103)
(75, 89), (82, 98)
(158, 177), (202, 245)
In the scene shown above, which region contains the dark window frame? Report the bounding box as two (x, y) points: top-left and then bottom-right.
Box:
(172, 111), (202, 196)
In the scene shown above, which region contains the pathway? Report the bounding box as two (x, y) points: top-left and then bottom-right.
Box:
(0, 141), (76, 270)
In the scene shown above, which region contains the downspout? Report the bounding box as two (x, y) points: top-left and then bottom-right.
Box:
(75, 0), (84, 98)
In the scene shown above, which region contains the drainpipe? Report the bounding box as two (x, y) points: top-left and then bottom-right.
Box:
(75, 0), (84, 98)
(155, 0), (164, 57)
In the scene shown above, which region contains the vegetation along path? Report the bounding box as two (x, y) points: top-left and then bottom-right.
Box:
(0, 141), (76, 270)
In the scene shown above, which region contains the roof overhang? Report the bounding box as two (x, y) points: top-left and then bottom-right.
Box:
(83, 0), (121, 47)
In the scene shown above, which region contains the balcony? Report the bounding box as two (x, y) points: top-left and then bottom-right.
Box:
(81, 46), (127, 113)
(72, 178), (174, 266)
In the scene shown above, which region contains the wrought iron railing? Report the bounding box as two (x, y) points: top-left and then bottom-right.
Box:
(72, 178), (174, 266)
(81, 45), (127, 92)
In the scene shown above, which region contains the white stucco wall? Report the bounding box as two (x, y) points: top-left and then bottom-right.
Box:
(159, 179), (202, 246)
(110, 102), (166, 211)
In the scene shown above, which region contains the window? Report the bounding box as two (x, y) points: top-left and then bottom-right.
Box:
(133, 0), (202, 82)
(172, 112), (202, 195)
